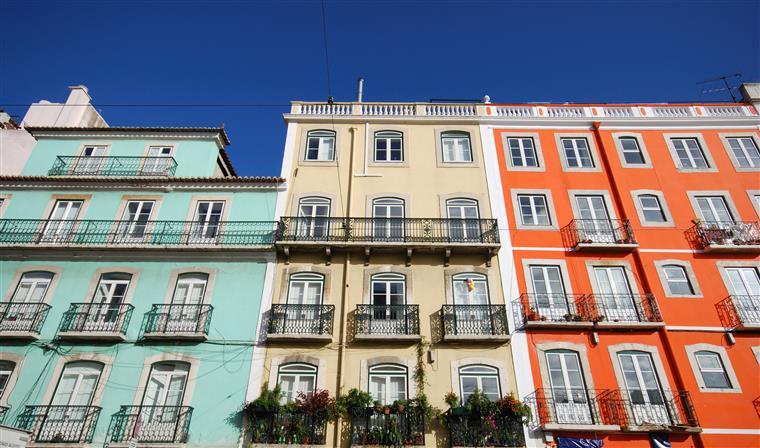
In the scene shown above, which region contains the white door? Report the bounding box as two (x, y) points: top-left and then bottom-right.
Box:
(297, 198), (330, 238)
(530, 266), (569, 320)
(86, 274), (130, 332)
(453, 274), (490, 333)
(594, 267), (638, 322)
(618, 352), (670, 425)
(167, 274), (208, 332)
(372, 199), (404, 241)
(725, 267), (760, 324)
(139, 363), (189, 440)
(369, 365), (407, 405)
(1, 272), (53, 331)
(42, 362), (102, 440)
(42, 200), (83, 241)
(286, 276), (323, 333)
(277, 364), (317, 404)
(546, 352), (592, 424)
(190, 201), (224, 243)
(73, 146), (107, 174)
(370, 274), (405, 334)
(117, 201), (154, 242)
(447, 199), (480, 241)
(575, 195), (613, 242)
(142, 146), (173, 175)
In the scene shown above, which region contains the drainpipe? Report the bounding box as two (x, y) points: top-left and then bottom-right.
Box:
(591, 122), (705, 448)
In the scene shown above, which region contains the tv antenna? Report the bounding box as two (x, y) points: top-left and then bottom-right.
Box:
(697, 73), (742, 102)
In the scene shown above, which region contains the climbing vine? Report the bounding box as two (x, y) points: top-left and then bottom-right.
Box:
(414, 336), (430, 394)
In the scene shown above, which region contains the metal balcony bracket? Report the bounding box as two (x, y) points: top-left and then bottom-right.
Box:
(364, 247), (371, 266)
(282, 246), (291, 265)
(444, 248), (451, 267)
(325, 247), (332, 265)
(486, 248), (496, 267)
(406, 248), (413, 267)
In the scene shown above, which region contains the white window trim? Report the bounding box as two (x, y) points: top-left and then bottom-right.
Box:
(630, 190), (675, 228)
(359, 356), (416, 401)
(663, 133), (718, 173)
(718, 133), (760, 172)
(369, 128), (409, 167)
(268, 355), (327, 392)
(510, 189), (558, 230)
(0, 353), (23, 407)
(607, 344), (673, 402)
(435, 129), (479, 167)
(653, 260), (703, 298)
(129, 353), (199, 406)
(300, 128), (337, 165)
(584, 259), (642, 295)
(746, 190), (760, 219)
(567, 190), (619, 221)
(612, 132), (652, 168)
(684, 344), (741, 393)
(521, 258), (575, 296)
(715, 260), (760, 297)
(685, 191), (742, 224)
(554, 133), (602, 172)
(501, 132), (545, 172)
(3, 265), (63, 305)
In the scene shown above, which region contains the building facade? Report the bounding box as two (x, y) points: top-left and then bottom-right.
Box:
(0, 126), (281, 447)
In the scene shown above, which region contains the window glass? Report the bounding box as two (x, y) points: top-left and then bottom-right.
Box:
(10, 271), (54, 303)
(517, 194), (550, 225)
(369, 364), (407, 404)
(695, 351), (731, 389)
(0, 361), (15, 399)
(638, 195), (666, 222)
(278, 363), (317, 403)
(695, 196), (733, 224)
(726, 137), (760, 168)
(561, 138), (594, 168)
(459, 365), (500, 402)
(305, 131), (336, 161)
(374, 131), (403, 162)
(662, 265), (694, 295)
(442, 132), (472, 162)
(672, 138), (709, 169)
(508, 137), (538, 167)
(620, 137), (646, 164)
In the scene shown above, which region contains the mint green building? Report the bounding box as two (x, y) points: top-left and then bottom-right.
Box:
(0, 126), (282, 447)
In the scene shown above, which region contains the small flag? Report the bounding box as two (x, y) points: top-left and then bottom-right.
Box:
(465, 278), (475, 292)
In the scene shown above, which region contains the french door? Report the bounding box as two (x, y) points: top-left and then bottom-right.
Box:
(142, 146), (173, 175)
(42, 362), (102, 440)
(167, 274), (208, 332)
(73, 146), (106, 174)
(42, 200), (83, 242)
(1, 272), (53, 331)
(447, 199), (480, 241)
(725, 267), (760, 324)
(618, 352), (670, 425)
(452, 274), (491, 333)
(575, 195), (613, 242)
(372, 198), (404, 241)
(695, 196), (734, 226)
(530, 266), (569, 320)
(286, 274), (324, 333)
(370, 274), (405, 333)
(139, 363), (189, 440)
(189, 201), (224, 243)
(297, 198), (330, 239)
(594, 267), (638, 322)
(117, 201), (154, 242)
(546, 351), (593, 424)
(85, 274), (131, 331)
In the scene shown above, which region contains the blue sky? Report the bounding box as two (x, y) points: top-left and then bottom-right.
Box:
(1, 0), (758, 176)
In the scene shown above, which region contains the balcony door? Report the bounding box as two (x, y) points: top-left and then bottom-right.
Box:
(370, 273), (406, 334)
(285, 273), (324, 333)
(297, 197), (330, 239)
(140, 362), (189, 440)
(167, 273), (208, 332)
(593, 266), (637, 322)
(43, 362), (102, 440)
(372, 198), (404, 241)
(724, 267), (760, 324)
(73, 146), (106, 174)
(575, 195), (613, 242)
(546, 351), (592, 424)
(695, 196), (734, 226)
(1, 272), (53, 332)
(530, 266), (569, 320)
(452, 273), (491, 333)
(277, 363), (317, 404)
(86, 273), (131, 332)
(42, 200), (83, 242)
(190, 201), (224, 243)
(446, 199), (480, 241)
(617, 352), (669, 425)
(368, 364), (407, 405)
(142, 146), (173, 175)
(117, 201), (154, 242)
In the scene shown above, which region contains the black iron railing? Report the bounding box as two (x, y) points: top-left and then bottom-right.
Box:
(108, 405), (192, 443)
(0, 219), (278, 247)
(0, 302), (51, 334)
(716, 295), (760, 328)
(446, 408), (525, 447)
(617, 389), (699, 427)
(355, 304), (419, 336)
(690, 221), (760, 249)
(525, 389), (627, 428)
(588, 293), (662, 324)
(513, 294), (593, 325)
(49, 156), (178, 177)
(248, 409), (328, 445)
(268, 304), (335, 336)
(348, 406), (425, 446)
(563, 219), (636, 247)
(58, 302), (134, 335)
(143, 304), (213, 336)
(441, 305), (509, 337)
(17, 405), (101, 443)
(277, 217), (500, 244)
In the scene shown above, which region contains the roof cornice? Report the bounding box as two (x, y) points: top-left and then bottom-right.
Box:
(0, 175), (285, 191)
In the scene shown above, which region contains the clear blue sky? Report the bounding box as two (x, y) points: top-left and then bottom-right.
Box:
(2, 0), (758, 176)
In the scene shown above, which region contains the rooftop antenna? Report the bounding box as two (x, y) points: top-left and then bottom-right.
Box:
(697, 73), (742, 102)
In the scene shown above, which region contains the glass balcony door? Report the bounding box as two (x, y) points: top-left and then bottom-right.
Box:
(166, 274), (208, 332)
(618, 352), (669, 425)
(286, 274), (324, 333)
(189, 201), (224, 243)
(141, 146), (173, 175)
(116, 201), (154, 243)
(447, 199), (480, 241)
(725, 267), (760, 323)
(370, 273), (405, 334)
(594, 267), (637, 322)
(139, 363), (188, 441)
(85, 273), (131, 332)
(372, 198), (404, 241)
(575, 195), (613, 242)
(296, 198), (330, 239)
(530, 266), (569, 320)
(1, 272), (52, 332)
(546, 351), (592, 425)
(42, 362), (102, 440)
(41, 200), (83, 242)
(72, 146), (107, 175)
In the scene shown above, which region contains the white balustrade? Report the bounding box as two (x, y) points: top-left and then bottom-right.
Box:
(493, 106), (534, 117)
(361, 103), (416, 116)
(650, 106), (692, 118)
(546, 106), (585, 118)
(603, 106), (635, 118)
(424, 104), (477, 116)
(702, 105), (748, 117)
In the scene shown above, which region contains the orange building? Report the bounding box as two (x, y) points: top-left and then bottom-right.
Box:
(481, 85), (760, 448)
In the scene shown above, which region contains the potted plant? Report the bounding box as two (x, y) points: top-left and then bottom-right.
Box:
(374, 400), (383, 413)
(444, 391), (459, 409)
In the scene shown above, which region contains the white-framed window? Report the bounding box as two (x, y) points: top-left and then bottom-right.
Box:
(446, 198), (480, 240)
(619, 137), (646, 165)
(459, 365), (500, 402)
(190, 201), (224, 241)
(517, 194), (551, 226)
(374, 131), (403, 162)
(662, 265), (694, 296)
(368, 364), (407, 405)
(277, 363), (317, 403)
(725, 137), (760, 169)
(287, 273), (325, 306)
(638, 194), (666, 223)
(694, 351), (731, 389)
(172, 273), (208, 306)
(305, 130), (336, 161)
(441, 132), (472, 163)
(297, 197), (331, 238)
(545, 350), (593, 424)
(74, 145), (108, 174)
(89, 272), (131, 327)
(508, 137), (538, 167)
(118, 200), (155, 239)
(50, 361), (103, 408)
(143, 146), (174, 174)
(372, 197), (404, 240)
(140, 362), (189, 425)
(42, 200), (84, 240)
(617, 351), (669, 425)
(452, 273), (490, 306)
(10, 271), (54, 303)
(695, 196), (734, 224)
(671, 138), (709, 169)
(0, 361), (15, 400)
(530, 265), (570, 318)
(561, 138), (594, 168)
(724, 267), (760, 296)
(370, 273), (406, 321)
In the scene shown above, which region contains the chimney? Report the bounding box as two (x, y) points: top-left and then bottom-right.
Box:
(357, 77), (364, 102)
(740, 83), (760, 112)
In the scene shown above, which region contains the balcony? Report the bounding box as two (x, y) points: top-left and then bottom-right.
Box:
(49, 156), (178, 177)
(0, 302), (51, 340)
(267, 304), (334, 342)
(689, 221), (760, 253)
(142, 304), (213, 341)
(440, 305), (510, 342)
(107, 405), (193, 444)
(616, 389), (700, 431)
(525, 389), (624, 432)
(17, 405), (101, 443)
(348, 406), (425, 446)
(513, 294), (594, 329)
(354, 304), (420, 342)
(563, 219), (638, 251)
(588, 293), (664, 329)
(0, 219), (278, 250)
(0, 405), (8, 424)
(445, 408), (525, 447)
(248, 408), (328, 445)
(57, 302), (134, 341)
(716, 295), (760, 331)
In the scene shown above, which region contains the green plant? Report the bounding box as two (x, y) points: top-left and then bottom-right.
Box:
(296, 389), (338, 421)
(463, 390), (498, 416)
(336, 388), (373, 418)
(444, 391), (459, 409)
(414, 337), (430, 394)
(244, 384), (282, 417)
(496, 393), (532, 422)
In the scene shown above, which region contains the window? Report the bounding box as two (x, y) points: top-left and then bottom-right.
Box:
(459, 365), (500, 402)
(529, 265), (569, 317)
(0, 361), (15, 400)
(74, 146), (107, 174)
(446, 198), (480, 240)
(695, 196), (734, 224)
(638, 195), (666, 223)
(172, 273), (208, 306)
(190, 201), (225, 241)
(452, 273), (489, 306)
(370, 273), (406, 319)
(593, 266), (638, 322)
(42, 200), (83, 241)
(297, 197), (331, 238)
(662, 265), (694, 295)
(140, 362), (189, 425)
(9, 271), (54, 303)
(671, 138), (709, 169)
(374, 131), (403, 162)
(278, 363), (317, 403)
(89, 273), (131, 328)
(726, 137), (760, 168)
(694, 351), (731, 389)
(517, 194), (551, 226)
(617, 351), (669, 425)
(372, 198), (404, 240)
(143, 146), (173, 174)
(305, 130), (336, 161)
(441, 132), (472, 163)
(545, 350), (592, 424)
(118, 200), (155, 240)
(508, 137), (538, 167)
(561, 138), (594, 168)
(619, 137), (646, 165)
(368, 364), (407, 404)
(287, 273), (325, 306)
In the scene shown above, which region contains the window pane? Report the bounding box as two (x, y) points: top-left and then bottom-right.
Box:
(621, 137), (645, 164)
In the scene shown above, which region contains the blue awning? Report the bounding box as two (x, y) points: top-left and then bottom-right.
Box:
(557, 437), (603, 448)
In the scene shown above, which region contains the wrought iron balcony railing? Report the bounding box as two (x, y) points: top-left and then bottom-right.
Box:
(143, 304), (213, 337)
(58, 302), (134, 336)
(107, 405), (193, 443)
(247, 408), (328, 445)
(513, 293), (594, 326)
(268, 304), (335, 336)
(588, 293), (663, 324)
(525, 389), (626, 428)
(563, 219), (637, 249)
(716, 295), (760, 329)
(355, 304), (420, 337)
(0, 219), (278, 248)
(446, 408), (526, 447)
(348, 406), (425, 446)
(17, 405), (101, 443)
(690, 221), (760, 251)
(0, 405), (8, 424)
(617, 389), (699, 428)
(441, 305), (509, 338)
(277, 217), (500, 245)
(49, 156), (178, 177)
(0, 302), (51, 335)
